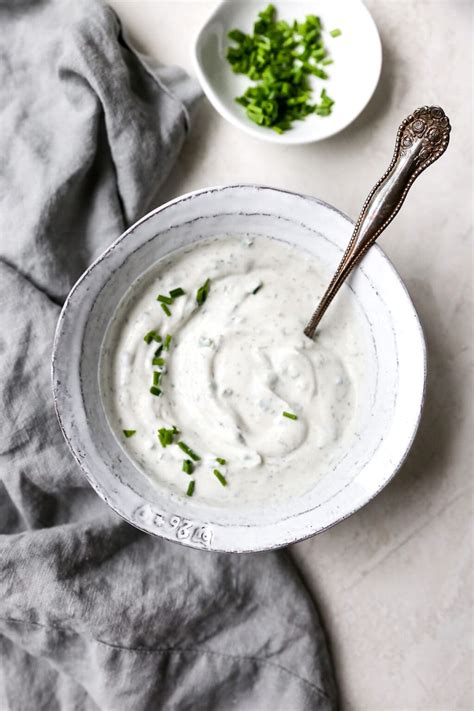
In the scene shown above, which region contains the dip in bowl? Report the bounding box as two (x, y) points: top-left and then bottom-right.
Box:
(52, 186), (426, 552)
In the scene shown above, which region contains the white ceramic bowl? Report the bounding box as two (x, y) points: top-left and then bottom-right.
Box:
(52, 186), (426, 553)
(193, 0), (382, 144)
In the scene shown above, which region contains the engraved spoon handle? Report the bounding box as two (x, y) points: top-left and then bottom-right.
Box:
(304, 106), (451, 339)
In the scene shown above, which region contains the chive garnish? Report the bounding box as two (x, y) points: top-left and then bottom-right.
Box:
(144, 330), (161, 344)
(186, 480), (195, 497)
(252, 284), (263, 295)
(216, 457), (227, 465)
(196, 278), (211, 306)
(315, 106), (331, 116)
(213, 469), (228, 487)
(152, 357), (165, 366)
(158, 426), (179, 448)
(122, 429), (136, 438)
(150, 386), (162, 397)
(282, 411), (298, 420)
(321, 58), (333, 65)
(227, 5), (335, 133)
(161, 303), (171, 317)
(170, 287), (185, 298)
(330, 28), (342, 37)
(154, 346), (163, 358)
(153, 371), (161, 386)
(177, 441), (201, 461)
(163, 334), (172, 350)
(320, 88), (334, 106)
(182, 459), (194, 475)
(157, 294), (173, 305)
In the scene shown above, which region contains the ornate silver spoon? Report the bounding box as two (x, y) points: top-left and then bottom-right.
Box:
(304, 106), (451, 339)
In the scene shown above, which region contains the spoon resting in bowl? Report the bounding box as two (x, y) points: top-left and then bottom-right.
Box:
(304, 105), (451, 339)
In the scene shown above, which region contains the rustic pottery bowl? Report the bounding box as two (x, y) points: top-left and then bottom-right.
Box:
(52, 186), (426, 552)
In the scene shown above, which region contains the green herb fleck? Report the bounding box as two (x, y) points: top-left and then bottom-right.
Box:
(216, 457), (227, 465)
(161, 303), (172, 317)
(315, 106), (331, 116)
(177, 441), (201, 461)
(158, 426), (179, 448)
(150, 386), (162, 397)
(170, 287), (186, 298)
(196, 278), (211, 306)
(163, 334), (172, 351)
(320, 87), (334, 106)
(154, 346), (163, 358)
(122, 429), (136, 438)
(213, 469), (228, 487)
(152, 357), (165, 367)
(252, 283), (263, 295)
(157, 294), (173, 305)
(186, 480), (195, 497)
(282, 411), (298, 420)
(227, 5), (335, 133)
(144, 330), (161, 344)
(182, 459), (194, 475)
(152, 371), (161, 386)
(330, 28), (342, 37)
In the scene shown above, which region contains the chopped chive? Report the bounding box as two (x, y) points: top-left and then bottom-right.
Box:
(158, 426), (179, 448)
(163, 334), (172, 350)
(282, 411), (298, 420)
(177, 441), (201, 461)
(312, 47), (326, 60)
(196, 278), (211, 306)
(213, 469), (228, 487)
(321, 57), (333, 65)
(154, 346), (163, 358)
(122, 429), (136, 438)
(320, 88), (334, 106)
(252, 283), (263, 295)
(227, 6), (335, 132)
(161, 303), (172, 317)
(186, 480), (195, 497)
(170, 287), (186, 298)
(216, 457), (227, 465)
(182, 459), (194, 475)
(144, 330), (161, 344)
(150, 386), (162, 397)
(157, 294), (173, 305)
(330, 28), (342, 37)
(152, 357), (165, 366)
(153, 371), (161, 386)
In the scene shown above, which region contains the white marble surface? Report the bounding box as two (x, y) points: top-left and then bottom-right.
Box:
(108, 1), (473, 708)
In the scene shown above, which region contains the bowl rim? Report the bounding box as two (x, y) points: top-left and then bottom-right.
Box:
(191, 0), (383, 145)
(52, 184), (426, 552)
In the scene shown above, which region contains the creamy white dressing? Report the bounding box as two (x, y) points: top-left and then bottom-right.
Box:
(101, 235), (367, 506)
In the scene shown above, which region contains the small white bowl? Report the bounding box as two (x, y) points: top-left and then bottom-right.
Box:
(193, 0), (382, 144)
(52, 186), (425, 553)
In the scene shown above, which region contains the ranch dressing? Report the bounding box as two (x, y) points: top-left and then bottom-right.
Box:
(101, 236), (366, 506)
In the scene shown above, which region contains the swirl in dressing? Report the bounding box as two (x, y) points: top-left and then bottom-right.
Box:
(101, 236), (366, 506)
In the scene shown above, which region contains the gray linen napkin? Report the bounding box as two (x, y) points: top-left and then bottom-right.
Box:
(0, 1), (338, 709)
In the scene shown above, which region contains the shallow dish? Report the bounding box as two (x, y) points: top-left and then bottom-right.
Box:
(192, 0), (382, 144)
(52, 185), (426, 552)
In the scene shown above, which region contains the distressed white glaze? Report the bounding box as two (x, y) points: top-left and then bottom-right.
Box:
(101, 236), (367, 505)
(52, 185), (426, 553)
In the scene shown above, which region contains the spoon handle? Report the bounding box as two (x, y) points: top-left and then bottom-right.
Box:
(304, 106), (451, 339)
